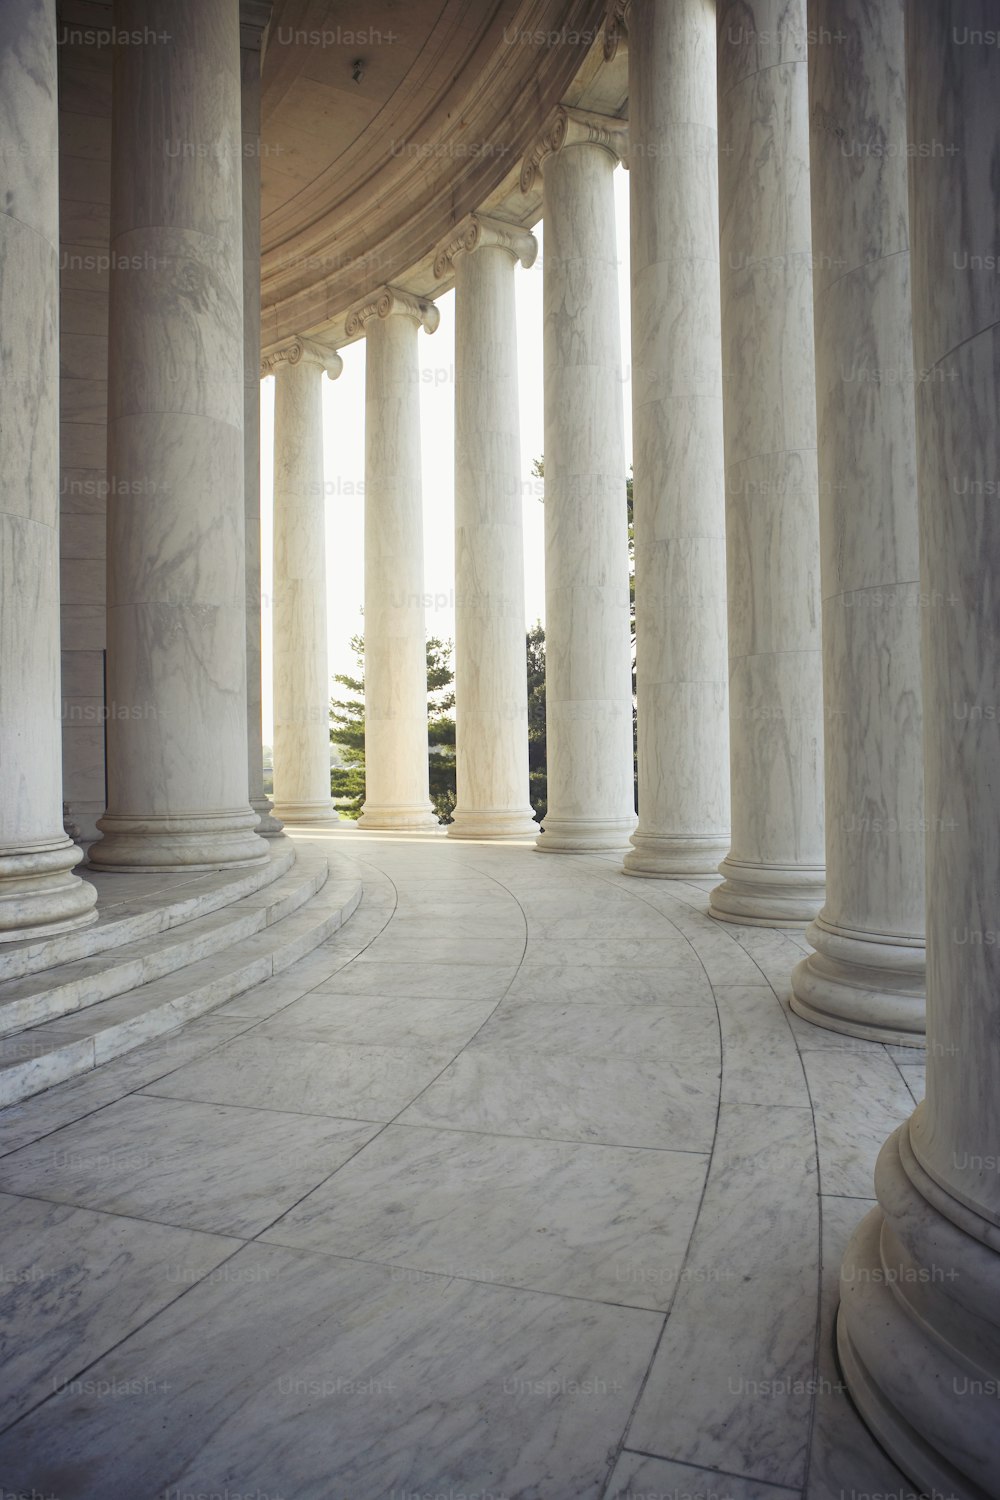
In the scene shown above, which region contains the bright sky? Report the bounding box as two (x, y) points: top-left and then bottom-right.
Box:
(260, 165), (631, 740)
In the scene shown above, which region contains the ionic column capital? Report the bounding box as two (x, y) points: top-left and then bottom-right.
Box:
(433, 214), (537, 281)
(344, 286), (440, 338)
(520, 106), (629, 194)
(260, 335), (343, 380)
(603, 0), (631, 60)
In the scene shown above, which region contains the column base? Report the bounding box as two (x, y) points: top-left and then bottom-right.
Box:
(0, 839), (98, 943)
(624, 833), (731, 878)
(357, 803), (441, 831)
(535, 814), (637, 853)
(790, 913), (925, 1046)
(88, 810), (269, 872)
(447, 806), (538, 840)
(252, 798), (284, 837)
(270, 800), (339, 825)
(838, 1122), (1000, 1500)
(708, 857), (825, 927)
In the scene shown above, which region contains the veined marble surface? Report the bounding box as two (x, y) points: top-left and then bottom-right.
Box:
(271, 348), (338, 822)
(538, 136), (636, 852)
(791, 0), (925, 1043)
(447, 231), (537, 838)
(0, 0), (97, 939)
(625, 0), (732, 879)
(0, 826), (924, 1496)
(357, 304), (438, 829)
(712, 0), (826, 926)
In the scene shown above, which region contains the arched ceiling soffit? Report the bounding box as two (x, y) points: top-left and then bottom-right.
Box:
(259, 0), (626, 350)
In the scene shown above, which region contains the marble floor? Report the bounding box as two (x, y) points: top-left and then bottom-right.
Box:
(0, 827), (928, 1500)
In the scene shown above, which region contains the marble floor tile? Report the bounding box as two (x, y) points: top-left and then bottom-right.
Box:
(263, 1124), (707, 1310)
(361, 929), (524, 966)
(399, 1045), (717, 1151)
(527, 936), (708, 971)
(0, 1191), (235, 1430)
(207, 964), (348, 1019)
(724, 928), (812, 1000)
(716, 986), (809, 1107)
(0, 1017), (252, 1158)
(142, 1032), (455, 1121)
(0, 1242), (661, 1500)
(607, 1452), (799, 1500)
(896, 1061), (925, 1103)
(311, 959), (518, 1001)
(801, 1049), (914, 1198)
(257, 991), (497, 1049)
(628, 1103), (819, 1489)
(0, 1094), (380, 1236)
(472, 1000), (719, 1064)
(805, 1195), (921, 1500)
(505, 962), (711, 1007)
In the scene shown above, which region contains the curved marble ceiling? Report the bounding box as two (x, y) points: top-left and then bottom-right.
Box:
(259, 0), (617, 347)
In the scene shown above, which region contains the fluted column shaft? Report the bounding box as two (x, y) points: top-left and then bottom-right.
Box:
(791, 0), (924, 1043)
(838, 8), (1000, 1496)
(622, 0), (731, 878)
(710, 0), (826, 925)
(90, 0), (266, 872)
(352, 291), (439, 830)
(440, 218), (537, 839)
(534, 115), (636, 852)
(0, 0), (96, 939)
(269, 341), (341, 822)
(241, 26), (281, 836)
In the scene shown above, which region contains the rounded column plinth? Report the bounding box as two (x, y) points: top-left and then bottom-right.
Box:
(447, 808), (537, 840)
(790, 915), (925, 1046)
(270, 802), (338, 825)
(88, 811), (268, 873)
(0, 841), (98, 944)
(838, 1124), (1000, 1500)
(709, 859), (825, 928)
(624, 835), (731, 879)
(536, 815), (636, 854)
(357, 805), (441, 832)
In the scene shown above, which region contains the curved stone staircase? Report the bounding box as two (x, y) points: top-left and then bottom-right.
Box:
(0, 837), (362, 1106)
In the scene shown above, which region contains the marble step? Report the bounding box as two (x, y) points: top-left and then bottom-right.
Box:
(0, 852), (331, 1039)
(0, 868), (363, 1107)
(0, 839), (300, 986)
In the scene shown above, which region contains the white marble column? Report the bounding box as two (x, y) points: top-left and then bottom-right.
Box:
(710, 0), (826, 925)
(266, 338), (342, 823)
(0, 0), (97, 939)
(434, 215), (538, 840)
(790, 0), (924, 1043)
(347, 288), (440, 830)
(838, 9), (1000, 1494)
(618, 0), (731, 878)
(89, 0), (267, 872)
(241, 13), (281, 836)
(524, 109), (636, 853)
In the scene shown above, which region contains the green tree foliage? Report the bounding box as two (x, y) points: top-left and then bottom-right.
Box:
(526, 622), (547, 821)
(329, 636), (457, 822)
(426, 637), (457, 824)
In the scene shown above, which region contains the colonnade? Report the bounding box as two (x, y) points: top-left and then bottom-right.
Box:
(1, 2), (998, 1492)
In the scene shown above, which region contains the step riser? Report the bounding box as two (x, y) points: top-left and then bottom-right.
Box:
(0, 846), (297, 984)
(0, 878), (361, 1108)
(0, 862), (327, 1039)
